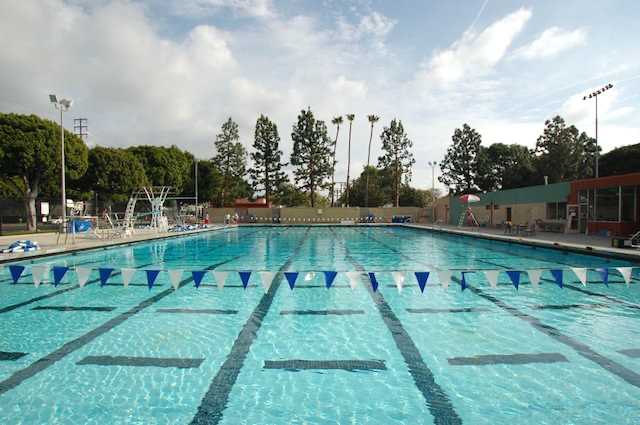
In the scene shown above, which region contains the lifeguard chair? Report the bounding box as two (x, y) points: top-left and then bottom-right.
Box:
(458, 194), (480, 228)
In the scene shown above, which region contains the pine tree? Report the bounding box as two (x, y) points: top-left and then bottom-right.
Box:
(213, 117), (247, 206)
(377, 119), (414, 207)
(250, 114), (288, 206)
(290, 107), (333, 207)
(439, 124), (483, 194)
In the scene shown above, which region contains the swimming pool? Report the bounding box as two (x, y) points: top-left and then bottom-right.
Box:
(0, 226), (638, 424)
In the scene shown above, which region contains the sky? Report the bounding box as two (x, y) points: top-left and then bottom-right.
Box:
(1, 0), (639, 192)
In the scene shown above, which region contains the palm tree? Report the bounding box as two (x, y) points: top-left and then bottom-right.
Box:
(345, 114), (355, 207)
(365, 114), (379, 207)
(330, 116), (343, 207)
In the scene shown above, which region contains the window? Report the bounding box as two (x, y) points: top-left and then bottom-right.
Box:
(595, 187), (619, 221)
(621, 186), (636, 222)
(546, 202), (567, 220)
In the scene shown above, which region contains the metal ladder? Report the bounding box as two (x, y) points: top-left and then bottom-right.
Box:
(630, 230), (640, 247)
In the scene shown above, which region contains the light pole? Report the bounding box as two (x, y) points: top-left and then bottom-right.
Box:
(194, 158), (199, 222)
(49, 95), (73, 228)
(583, 83), (613, 178)
(428, 161), (438, 191)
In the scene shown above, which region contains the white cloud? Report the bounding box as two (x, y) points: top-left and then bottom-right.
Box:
(414, 8), (531, 88)
(512, 27), (587, 60)
(162, 0), (274, 18)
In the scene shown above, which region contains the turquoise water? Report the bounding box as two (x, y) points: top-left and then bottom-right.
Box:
(0, 226), (639, 424)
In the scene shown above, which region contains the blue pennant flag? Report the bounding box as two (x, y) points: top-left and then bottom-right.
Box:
(99, 268), (114, 287)
(192, 271), (206, 289)
(596, 268), (609, 287)
(506, 270), (521, 290)
(284, 272), (299, 290)
(146, 270), (160, 290)
(414, 272), (430, 293)
(368, 272), (379, 293)
(323, 271), (338, 289)
(9, 265), (25, 284)
(239, 271), (252, 289)
(550, 269), (563, 288)
(460, 271), (474, 291)
(52, 266), (69, 287)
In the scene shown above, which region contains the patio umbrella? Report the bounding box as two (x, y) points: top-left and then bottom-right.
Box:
(459, 194), (480, 203)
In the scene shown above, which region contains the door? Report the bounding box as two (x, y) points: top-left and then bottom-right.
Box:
(506, 207), (512, 222)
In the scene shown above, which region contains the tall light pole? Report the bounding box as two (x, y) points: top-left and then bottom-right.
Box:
(194, 158), (199, 222)
(583, 83), (613, 178)
(49, 95), (73, 228)
(428, 161), (438, 191)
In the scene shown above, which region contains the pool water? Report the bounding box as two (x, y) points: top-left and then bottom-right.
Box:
(0, 226), (639, 424)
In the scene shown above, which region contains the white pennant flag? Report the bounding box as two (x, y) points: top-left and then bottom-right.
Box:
(213, 271), (229, 291)
(260, 272), (276, 293)
(437, 270), (453, 291)
(527, 270), (542, 290)
(484, 270), (500, 290)
(571, 268), (587, 287)
(168, 270), (183, 290)
(391, 271), (406, 293)
(121, 268), (136, 288)
(346, 272), (361, 291)
(617, 267), (633, 287)
(32, 265), (48, 288)
(305, 271), (316, 281)
(75, 267), (92, 288)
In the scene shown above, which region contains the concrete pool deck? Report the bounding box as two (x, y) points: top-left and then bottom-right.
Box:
(1, 222), (638, 263)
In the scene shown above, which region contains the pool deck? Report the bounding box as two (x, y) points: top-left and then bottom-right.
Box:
(407, 223), (640, 262)
(0, 226), (230, 263)
(2, 223), (639, 264)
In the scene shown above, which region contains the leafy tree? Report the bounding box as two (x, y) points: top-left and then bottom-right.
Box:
(250, 115), (288, 206)
(378, 119), (414, 206)
(599, 143), (640, 177)
(271, 182), (329, 207)
(128, 145), (192, 193)
(290, 107), (333, 207)
(345, 114), (355, 206)
(476, 143), (538, 191)
(194, 159), (223, 203)
(439, 124), (482, 195)
(533, 116), (596, 183)
(0, 113), (88, 230)
(341, 166), (388, 207)
(364, 114), (379, 206)
(330, 116), (343, 206)
(213, 117), (247, 206)
(83, 147), (148, 209)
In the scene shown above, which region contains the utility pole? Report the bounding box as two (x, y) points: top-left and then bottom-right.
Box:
(74, 118), (88, 139)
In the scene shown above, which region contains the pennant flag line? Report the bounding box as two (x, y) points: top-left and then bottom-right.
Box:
(192, 271), (207, 289)
(239, 271), (251, 289)
(437, 270), (453, 291)
(617, 267), (632, 287)
(550, 269), (563, 289)
(32, 265), (48, 288)
(571, 268), (587, 287)
(368, 272), (380, 293)
(391, 271), (406, 293)
(284, 272), (299, 290)
(213, 271), (228, 291)
(99, 268), (114, 287)
(484, 270), (499, 290)
(9, 265), (25, 284)
(414, 272), (430, 293)
(323, 271), (338, 289)
(346, 272), (360, 291)
(527, 270), (542, 290)
(121, 268), (136, 288)
(76, 267), (92, 288)
(596, 268), (609, 287)
(146, 270), (160, 290)
(168, 270), (183, 290)
(506, 270), (521, 290)
(460, 271), (472, 291)
(260, 271), (276, 293)
(52, 266), (69, 287)
(305, 272), (316, 281)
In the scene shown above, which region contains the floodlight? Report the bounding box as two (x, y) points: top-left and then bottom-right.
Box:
(49, 94), (58, 103)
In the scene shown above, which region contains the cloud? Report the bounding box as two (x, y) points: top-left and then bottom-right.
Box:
(414, 8), (531, 89)
(338, 11), (396, 54)
(160, 0), (274, 18)
(512, 27), (587, 60)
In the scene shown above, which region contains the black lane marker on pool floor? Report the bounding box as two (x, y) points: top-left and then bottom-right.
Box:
(619, 349), (640, 358)
(330, 228), (461, 425)
(0, 230), (269, 397)
(280, 309), (365, 315)
(448, 352), (568, 366)
(263, 359), (386, 372)
(156, 308), (238, 315)
(77, 355), (204, 369)
(407, 307), (491, 314)
(528, 303), (609, 311)
(32, 306), (117, 312)
(354, 228), (640, 389)
(190, 228), (309, 425)
(0, 352), (27, 361)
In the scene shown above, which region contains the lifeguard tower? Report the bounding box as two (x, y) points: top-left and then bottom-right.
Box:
(458, 194), (480, 228)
